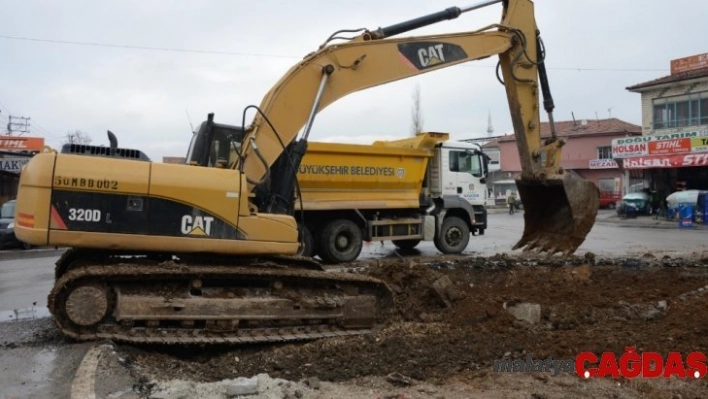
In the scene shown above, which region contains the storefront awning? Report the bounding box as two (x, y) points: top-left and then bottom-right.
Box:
(621, 153), (708, 169)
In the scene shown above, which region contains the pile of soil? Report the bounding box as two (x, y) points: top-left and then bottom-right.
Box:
(122, 254), (708, 388)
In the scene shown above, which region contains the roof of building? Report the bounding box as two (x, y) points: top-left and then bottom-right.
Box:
(486, 118), (642, 145)
(626, 67), (708, 91)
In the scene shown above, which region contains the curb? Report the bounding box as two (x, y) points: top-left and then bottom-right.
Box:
(595, 218), (708, 231)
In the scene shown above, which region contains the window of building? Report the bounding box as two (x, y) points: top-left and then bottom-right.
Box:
(597, 146), (612, 159)
(653, 91), (708, 129)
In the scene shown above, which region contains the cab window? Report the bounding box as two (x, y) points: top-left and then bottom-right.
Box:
(449, 150), (482, 177)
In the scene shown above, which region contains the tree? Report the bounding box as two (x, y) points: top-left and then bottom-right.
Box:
(63, 130), (92, 145)
(411, 83), (424, 136)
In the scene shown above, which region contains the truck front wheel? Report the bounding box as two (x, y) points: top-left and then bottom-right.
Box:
(317, 219), (363, 264)
(434, 216), (470, 254)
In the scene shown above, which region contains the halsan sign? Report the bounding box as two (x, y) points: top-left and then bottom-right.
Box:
(611, 142), (647, 158)
(623, 153), (708, 169)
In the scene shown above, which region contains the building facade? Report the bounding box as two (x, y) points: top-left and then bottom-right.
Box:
(482, 118), (642, 205)
(624, 52), (708, 197)
(0, 136), (47, 204)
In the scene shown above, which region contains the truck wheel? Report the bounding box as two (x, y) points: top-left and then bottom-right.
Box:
(296, 225), (315, 258)
(392, 239), (421, 250)
(318, 219), (363, 264)
(434, 216), (470, 254)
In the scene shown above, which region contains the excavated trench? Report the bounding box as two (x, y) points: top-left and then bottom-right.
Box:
(117, 253), (708, 388)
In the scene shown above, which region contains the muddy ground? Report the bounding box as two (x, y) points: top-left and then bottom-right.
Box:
(94, 252), (708, 398)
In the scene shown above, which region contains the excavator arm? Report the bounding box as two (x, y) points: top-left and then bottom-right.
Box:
(228, 0), (597, 255)
(237, 0), (539, 185)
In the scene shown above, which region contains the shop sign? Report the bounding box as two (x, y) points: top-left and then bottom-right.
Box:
(647, 138), (692, 155)
(0, 157), (30, 173)
(611, 142), (648, 158)
(0, 136), (45, 152)
(612, 130), (708, 158)
(611, 129), (708, 147)
(622, 153), (708, 169)
(670, 52), (708, 74)
(691, 137), (708, 153)
(588, 159), (618, 169)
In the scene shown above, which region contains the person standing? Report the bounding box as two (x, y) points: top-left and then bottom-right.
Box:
(507, 192), (516, 215)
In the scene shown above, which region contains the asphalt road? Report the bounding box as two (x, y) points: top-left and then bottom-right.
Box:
(1, 211), (707, 399)
(2, 211), (707, 317)
(359, 209), (708, 260)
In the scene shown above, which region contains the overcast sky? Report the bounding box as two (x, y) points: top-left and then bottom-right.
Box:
(1, 0), (706, 161)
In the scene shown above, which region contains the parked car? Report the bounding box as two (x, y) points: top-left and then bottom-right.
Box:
(598, 191), (621, 209)
(620, 192), (651, 215)
(0, 200), (32, 250)
(616, 201), (639, 219)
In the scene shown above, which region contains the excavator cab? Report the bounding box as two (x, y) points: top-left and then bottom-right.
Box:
(186, 113), (244, 168)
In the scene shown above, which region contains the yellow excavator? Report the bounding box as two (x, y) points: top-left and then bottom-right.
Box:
(15, 0), (598, 344)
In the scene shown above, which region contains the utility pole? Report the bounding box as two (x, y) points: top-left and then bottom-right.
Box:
(7, 116), (31, 135)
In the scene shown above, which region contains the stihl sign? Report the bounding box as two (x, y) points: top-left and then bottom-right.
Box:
(0, 136), (45, 151)
(623, 153), (708, 169)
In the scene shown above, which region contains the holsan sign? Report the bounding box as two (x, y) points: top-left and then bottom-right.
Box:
(611, 130), (708, 158)
(622, 153), (708, 169)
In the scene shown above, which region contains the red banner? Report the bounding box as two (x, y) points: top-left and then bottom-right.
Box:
(0, 136), (45, 151)
(647, 138), (692, 155)
(671, 52), (708, 74)
(622, 153), (708, 169)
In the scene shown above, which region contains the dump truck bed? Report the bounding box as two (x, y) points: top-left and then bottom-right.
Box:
(297, 142), (430, 210)
(297, 133), (449, 211)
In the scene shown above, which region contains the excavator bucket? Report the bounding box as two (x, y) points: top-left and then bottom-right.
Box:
(513, 174), (599, 256)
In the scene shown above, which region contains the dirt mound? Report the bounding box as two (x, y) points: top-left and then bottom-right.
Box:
(123, 255), (708, 388)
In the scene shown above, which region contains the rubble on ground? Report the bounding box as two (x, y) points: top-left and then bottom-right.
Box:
(92, 253), (708, 398)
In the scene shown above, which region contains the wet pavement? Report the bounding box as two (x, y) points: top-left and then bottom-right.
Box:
(359, 209), (708, 260)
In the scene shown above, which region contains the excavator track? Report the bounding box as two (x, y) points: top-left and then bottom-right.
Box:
(49, 251), (393, 345)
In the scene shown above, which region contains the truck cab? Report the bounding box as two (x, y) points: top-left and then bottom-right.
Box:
(429, 141), (489, 207)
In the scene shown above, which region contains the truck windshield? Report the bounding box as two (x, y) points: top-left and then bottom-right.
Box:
(449, 151), (483, 177)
